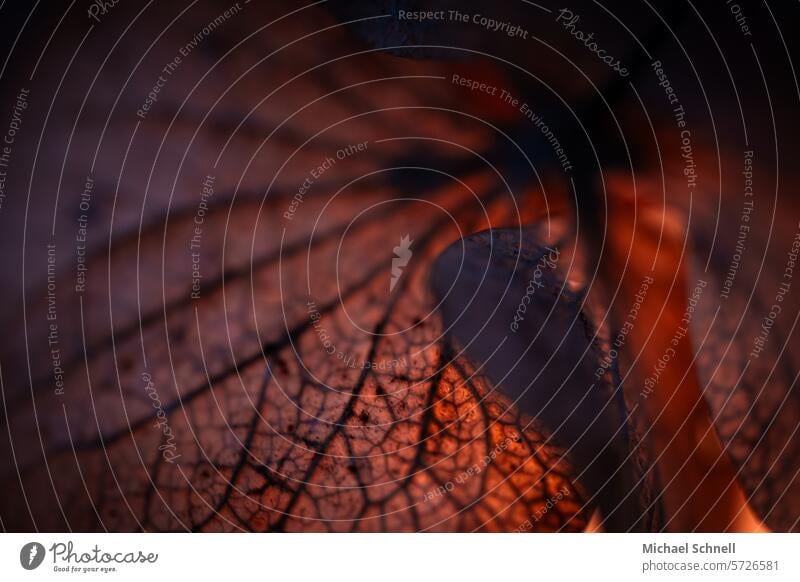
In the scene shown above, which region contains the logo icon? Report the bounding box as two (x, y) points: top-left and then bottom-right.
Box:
(390, 234), (413, 292)
(20, 542), (45, 570)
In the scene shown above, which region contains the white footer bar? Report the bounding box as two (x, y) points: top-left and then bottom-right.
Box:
(1, 533), (798, 581)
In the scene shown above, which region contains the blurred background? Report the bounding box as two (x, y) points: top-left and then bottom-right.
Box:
(0, 0), (798, 532)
